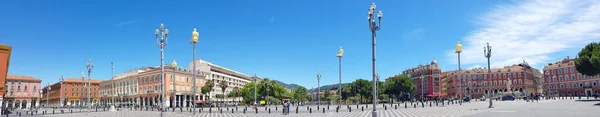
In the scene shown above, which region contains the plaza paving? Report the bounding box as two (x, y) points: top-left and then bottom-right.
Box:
(7, 98), (600, 117)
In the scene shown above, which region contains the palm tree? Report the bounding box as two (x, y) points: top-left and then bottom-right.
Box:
(201, 80), (215, 105)
(231, 87), (239, 104)
(219, 80), (228, 106)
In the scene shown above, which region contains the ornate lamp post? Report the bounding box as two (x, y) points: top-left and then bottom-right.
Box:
(110, 62), (116, 111)
(336, 47), (344, 105)
(254, 74), (258, 106)
(46, 83), (50, 107)
(86, 59), (94, 113)
(155, 23), (169, 117)
(171, 60), (177, 108)
(421, 75), (424, 102)
(455, 41), (463, 103)
(191, 28), (199, 114)
(367, 2), (382, 117)
(484, 42), (493, 108)
(317, 72), (321, 107)
(59, 76), (64, 108)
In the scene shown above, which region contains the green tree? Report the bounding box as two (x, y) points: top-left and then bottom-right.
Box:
(293, 86), (309, 102)
(322, 90), (331, 101)
(354, 79), (372, 103)
(239, 82), (258, 105)
(228, 87), (240, 103)
(383, 75), (416, 101)
(219, 80), (228, 105)
(201, 79), (215, 103)
(575, 42), (600, 76)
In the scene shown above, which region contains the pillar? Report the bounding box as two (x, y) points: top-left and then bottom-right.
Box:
(183, 95), (187, 107)
(166, 96), (171, 108)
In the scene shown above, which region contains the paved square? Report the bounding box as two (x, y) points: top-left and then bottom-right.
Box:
(9, 99), (599, 117)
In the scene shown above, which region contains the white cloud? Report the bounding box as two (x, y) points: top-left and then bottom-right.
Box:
(402, 28), (425, 40)
(116, 20), (139, 26)
(447, 0), (600, 68)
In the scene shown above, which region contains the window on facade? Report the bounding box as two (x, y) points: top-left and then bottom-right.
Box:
(17, 86), (20, 89)
(564, 68), (568, 73)
(18, 81), (21, 84)
(154, 76), (158, 81)
(558, 69), (562, 74)
(24, 86), (27, 90)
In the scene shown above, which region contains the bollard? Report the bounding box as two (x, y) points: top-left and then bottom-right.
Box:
(336, 107), (339, 113)
(310, 108), (312, 113)
(414, 104), (416, 108)
(327, 106), (329, 110)
(405, 103), (408, 108)
(61, 110), (64, 114)
(307, 106), (309, 110)
(209, 108), (212, 113)
(349, 107), (352, 112)
(71, 110), (73, 113)
(232, 109), (234, 113)
(362, 106), (364, 111)
(436, 101), (439, 106)
(276, 107), (278, 111)
(296, 107), (299, 113)
(430, 102), (432, 107)
(265, 107), (267, 111)
(243, 108), (246, 113)
(317, 106), (320, 110)
(268, 108), (270, 113)
(384, 105), (387, 110)
(322, 108), (325, 113)
(255, 108), (258, 114)
(395, 105), (397, 109)
(180, 108), (182, 112)
(357, 104), (359, 108)
(53, 110), (55, 114)
(220, 109), (223, 113)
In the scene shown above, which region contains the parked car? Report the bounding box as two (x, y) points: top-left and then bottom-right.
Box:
(502, 95), (515, 101)
(463, 96), (471, 102)
(592, 93), (600, 98)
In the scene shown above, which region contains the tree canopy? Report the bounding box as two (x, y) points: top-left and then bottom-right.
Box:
(575, 42), (600, 76)
(239, 78), (289, 105)
(293, 86), (309, 101)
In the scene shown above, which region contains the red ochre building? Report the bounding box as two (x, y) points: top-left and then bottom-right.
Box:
(42, 78), (102, 107)
(0, 44), (12, 112)
(444, 62), (543, 99)
(393, 59), (443, 99)
(543, 57), (600, 97)
(4, 75), (41, 109)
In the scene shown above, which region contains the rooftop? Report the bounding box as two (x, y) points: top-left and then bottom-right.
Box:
(6, 75), (41, 82)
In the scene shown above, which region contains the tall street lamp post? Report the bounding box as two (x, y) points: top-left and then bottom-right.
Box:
(59, 76), (64, 108)
(110, 62), (116, 111)
(455, 41), (463, 103)
(155, 23), (169, 117)
(86, 59), (94, 113)
(254, 74), (258, 106)
(171, 60), (177, 108)
(484, 42), (493, 108)
(421, 75), (424, 102)
(336, 47), (344, 105)
(367, 2), (382, 117)
(317, 73), (321, 107)
(190, 28), (199, 114)
(46, 83), (50, 107)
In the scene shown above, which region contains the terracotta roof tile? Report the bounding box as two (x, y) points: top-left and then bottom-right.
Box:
(7, 75), (41, 82)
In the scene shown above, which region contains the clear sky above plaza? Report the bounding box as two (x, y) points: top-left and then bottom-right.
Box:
(2, 0), (600, 88)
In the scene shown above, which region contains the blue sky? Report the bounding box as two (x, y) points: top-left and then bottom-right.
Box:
(2, 0), (600, 89)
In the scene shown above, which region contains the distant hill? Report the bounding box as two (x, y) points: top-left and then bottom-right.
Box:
(274, 80), (303, 91)
(309, 83), (350, 92)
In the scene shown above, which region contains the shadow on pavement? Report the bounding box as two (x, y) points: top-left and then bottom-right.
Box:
(575, 99), (600, 102)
